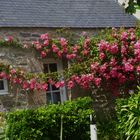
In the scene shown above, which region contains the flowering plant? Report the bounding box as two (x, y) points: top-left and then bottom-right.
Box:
(0, 28), (140, 96)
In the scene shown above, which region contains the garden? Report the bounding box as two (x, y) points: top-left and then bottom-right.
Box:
(0, 27), (140, 139)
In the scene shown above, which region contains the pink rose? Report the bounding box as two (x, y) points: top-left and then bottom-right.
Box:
(99, 52), (105, 60)
(60, 38), (67, 47)
(110, 44), (118, 54)
(103, 73), (110, 80)
(94, 78), (101, 86)
(43, 40), (49, 46)
(63, 47), (68, 53)
(130, 32), (135, 41)
(35, 43), (42, 50)
(41, 51), (47, 58)
(134, 41), (140, 49)
(81, 31), (87, 37)
(29, 79), (36, 90)
(67, 80), (74, 89)
(129, 74), (134, 81)
(118, 75), (126, 84)
(134, 49), (140, 56)
(121, 32), (128, 41)
(41, 83), (48, 91)
(30, 83), (35, 90)
(83, 38), (90, 48)
(55, 81), (65, 88)
(110, 58), (117, 66)
(10, 69), (16, 74)
(12, 78), (21, 84)
(110, 68), (118, 78)
(98, 40), (108, 51)
(121, 46), (127, 54)
(36, 83), (41, 91)
(48, 79), (55, 85)
(22, 81), (29, 90)
(100, 64), (107, 73)
(136, 66), (140, 73)
(5, 36), (13, 42)
(66, 54), (76, 60)
(52, 44), (59, 53)
(72, 46), (78, 53)
(82, 50), (89, 56)
(74, 76), (81, 84)
(0, 72), (7, 79)
(90, 62), (99, 71)
(124, 63), (134, 72)
(57, 51), (62, 58)
(40, 33), (49, 40)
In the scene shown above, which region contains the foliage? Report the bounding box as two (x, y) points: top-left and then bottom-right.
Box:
(0, 113), (5, 128)
(0, 36), (23, 48)
(97, 119), (118, 140)
(0, 112), (6, 140)
(97, 86), (140, 140)
(125, 0), (136, 14)
(116, 87), (140, 140)
(124, 0), (140, 14)
(5, 97), (94, 140)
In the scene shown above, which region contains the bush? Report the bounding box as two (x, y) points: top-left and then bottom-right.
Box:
(97, 118), (118, 140)
(0, 112), (6, 140)
(116, 87), (140, 140)
(5, 97), (94, 140)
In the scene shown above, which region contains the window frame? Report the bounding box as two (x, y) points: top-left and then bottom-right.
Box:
(0, 79), (8, 95)
(43, 59), (67, 104)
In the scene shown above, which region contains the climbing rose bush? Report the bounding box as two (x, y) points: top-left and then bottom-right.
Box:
(0, 28), (139, 95)
(33, 33), (93, 61)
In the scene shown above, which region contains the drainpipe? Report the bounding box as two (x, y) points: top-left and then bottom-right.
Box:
(90, 115), (97, 140)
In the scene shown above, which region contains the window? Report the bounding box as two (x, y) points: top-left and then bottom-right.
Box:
(44, 60), (67, 104)
(0, 79), (8, 95)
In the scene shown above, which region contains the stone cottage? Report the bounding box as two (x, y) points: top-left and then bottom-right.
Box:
(0, 0), (136, 110)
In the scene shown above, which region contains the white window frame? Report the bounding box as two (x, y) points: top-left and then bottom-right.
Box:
(44, 59), (67, 104)
(0, 79), (8, 95)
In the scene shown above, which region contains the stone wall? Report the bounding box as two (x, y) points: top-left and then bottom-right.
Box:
(0, 46), (47, 110)
(0, 46), (86, 110)
(0, 27), (102, 110)
(0, 27), (99, 43)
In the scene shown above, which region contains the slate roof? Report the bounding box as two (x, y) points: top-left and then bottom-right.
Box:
(0, 0), (137, 28)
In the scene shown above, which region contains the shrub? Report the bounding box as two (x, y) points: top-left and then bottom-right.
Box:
(5, 97), (94, 140)
(97, 118), (118, 140)
(116, 87), (140, 140)
(0, 112), (6, 140)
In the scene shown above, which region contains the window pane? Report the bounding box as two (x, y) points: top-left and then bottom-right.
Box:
(0, 80), (4, 90)
(52, 85), (59, 91)
(46, 92), (61, 104)
(43, 64), (49, 73)
(53, 92), (61, 104)
(46, 92), (52, 104)
(47, 83), (51, 91)
(49, 63), (57, 72)
(43, 63), (62, 104)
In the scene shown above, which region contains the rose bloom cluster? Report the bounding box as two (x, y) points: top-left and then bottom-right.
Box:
(0, 69), (47, 92)
(90, 29), (140, 95)
(33, 33), (92, 61)
(53, 29), (140, 95)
